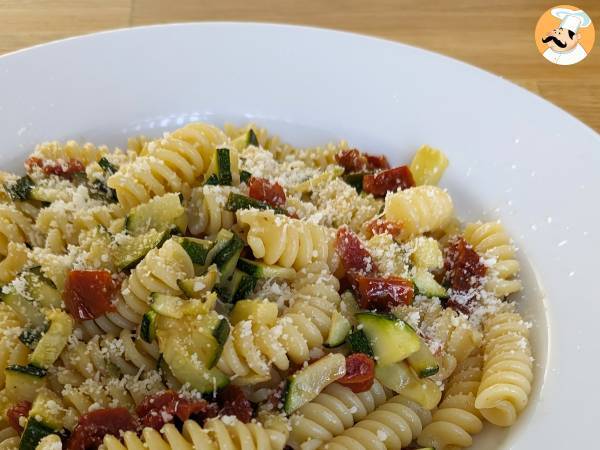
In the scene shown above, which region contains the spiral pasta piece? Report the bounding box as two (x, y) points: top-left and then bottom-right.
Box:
(236, 209), (336, 271)
(463, 221), (522, 297)
(0, 243), (29, 285)
(187, 185), (239, 238)
(0, 304), (27, 389)
(416, 353), (483, 450)
(35, 195), (125, 251)
(289, 380), (388, 447)
(322, 395), (432, 449)
(217, 263), (342, 384)
(475, 312), (533, 427)
(83, 238), (195, 335)
(32, 140), (109, 166)
(108, 122), (228, 209)
(0, 203), (40, 257)
(54, 333), (167, 420)
(103, 416), (288, 450)
(384, 185), (453, 240)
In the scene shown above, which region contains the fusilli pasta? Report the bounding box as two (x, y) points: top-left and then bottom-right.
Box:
(475, 311), (533, 427)
(322, 395), (432, 449)
(463, 221), (523, 297)
(103, 416), (288, 450)
(237, 209), (337, 271)
(418, 353), (484, 450)
(384, 185), (454, 240)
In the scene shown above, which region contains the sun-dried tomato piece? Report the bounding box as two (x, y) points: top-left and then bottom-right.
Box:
(136, 391), (217, 430)
(64, 270), (118, 321)
(217, 385), (253, 423)
(444, 237), (487, 293)
(355, 274), (414, 312)
(67, 408), (137, 450)
(338, 353), (375, 393)
(443, 237), (487, 314)
(6, 401), (31, 433)
(363, 166), (415, 197)
(26, 156), (85, 179)
(336, 227), (378, 275)
(335, 149), (389, 173)
(364, 218), (403, 239)
(365, 154), (390, 170)
(248, 177), (286, 208)
(335, 149), (368, 172)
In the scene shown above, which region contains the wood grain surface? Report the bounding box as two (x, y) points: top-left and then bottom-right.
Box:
(1, 0), (599, 132)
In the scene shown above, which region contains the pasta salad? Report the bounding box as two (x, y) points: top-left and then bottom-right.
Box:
(0, 122), (533, 450)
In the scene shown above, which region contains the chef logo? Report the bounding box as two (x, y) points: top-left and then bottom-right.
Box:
(535, 5), (595, 65)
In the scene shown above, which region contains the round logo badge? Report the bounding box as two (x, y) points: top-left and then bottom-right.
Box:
(535, 5), (595, 65)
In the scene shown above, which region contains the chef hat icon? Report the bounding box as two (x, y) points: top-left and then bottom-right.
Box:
(551, 8), (592, 33)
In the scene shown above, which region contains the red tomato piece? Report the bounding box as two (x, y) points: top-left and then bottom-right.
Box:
(443, 237), (487, 314)
(356, 274), (414, 312)
(248, 177), (286, 208)
(364, 218), (403, 239)
(67, 408), (137, 450)
(64, 270), (117, 321)
(363, 166), (415, 197)
(217, 385), (253, 423)
(136, 391), (217, 430)
(339, 354), (375, 393)
(444, 237), (487, 293)
(365, 154), (390, 170)
(6, 401), (31, 433)
(336, 227), (378, 275)
(335, 149), (368, 173)
(26, 157), (85, 179)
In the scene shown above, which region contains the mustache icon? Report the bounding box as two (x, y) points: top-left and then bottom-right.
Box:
(542, 35), (567, 48)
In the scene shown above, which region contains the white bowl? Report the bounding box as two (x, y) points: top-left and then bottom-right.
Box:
(1, 23), (599, 449)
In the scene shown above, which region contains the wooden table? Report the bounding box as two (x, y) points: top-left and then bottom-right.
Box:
(2, 0), (599, 132)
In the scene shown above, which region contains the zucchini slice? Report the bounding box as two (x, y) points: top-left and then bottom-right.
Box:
(325, 311), (351, 348)
(29, 311), (73, 369)
(342, 172), (367, 193)
(19, 418), (55, 450)
(213, 232), (244, 282)
(237, 258), (296, 280)
(125, 192), (185, 235)
(413, 268), (448, 298)
(240, 170), (252, 183)
(283, 353), (346, 414)
(230, 299), (278, 327)
(140, 310), (158, 343)
(23, 272), (63, 309)
(379, 362), (442, 409)
(174, 236), (215, 265)
(231, 129), (259, 151)
(113, 229), (169, 271)
(5, 365), (47, 402)
(205, 148), (233, 186)
(224, 193), (287, 215)
(98, 157), (118, 175)
(375, 360), (441, 409)
(29, 388), (64, 431)
(215, 269), (257, 304)
(347, 329), (373, 356)
(1, 287), (47, 331)
(159, 328), (229, 393)
(407, 340), (439, 378)
(177, 265), (220, 299)
(356, 312), (420, 366)
(5, 175), (34, 201)
(149, 293), (213, 319)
